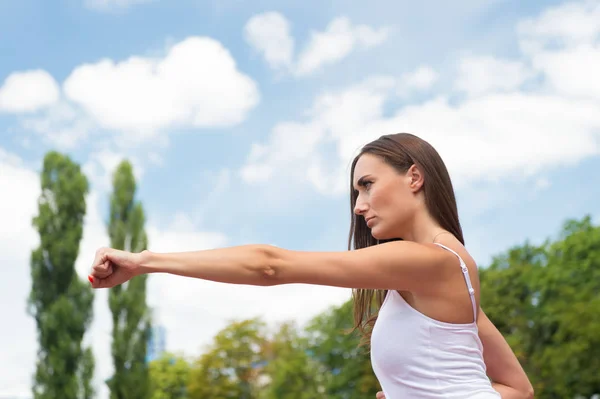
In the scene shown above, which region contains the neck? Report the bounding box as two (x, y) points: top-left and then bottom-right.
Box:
(402, 209), (447, 244)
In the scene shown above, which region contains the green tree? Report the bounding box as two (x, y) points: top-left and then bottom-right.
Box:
(479, 241), (545, 367)
(106, 160), (151, 399)
(259, 321), (323, 399)
(148, 352), (191, 399)
(305, 300), (381, 399)
(28, 151), (95, 399)
(531, 216), (600, 397)
(480, 215), (600, 398)
(188, 318), (268, 399)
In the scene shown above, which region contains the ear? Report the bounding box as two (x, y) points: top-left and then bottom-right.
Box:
(406, 164), (424, 192)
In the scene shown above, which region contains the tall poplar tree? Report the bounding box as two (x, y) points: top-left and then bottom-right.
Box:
(28, 151), (95, 399)
(106, 160), (151, 399)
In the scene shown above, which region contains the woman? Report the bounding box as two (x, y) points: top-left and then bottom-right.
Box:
(89, 133), (534, 398)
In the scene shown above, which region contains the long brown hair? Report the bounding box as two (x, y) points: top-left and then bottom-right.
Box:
(347, 133), (464, 348)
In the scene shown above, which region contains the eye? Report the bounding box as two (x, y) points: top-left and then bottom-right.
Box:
(356, 176), (374, 192)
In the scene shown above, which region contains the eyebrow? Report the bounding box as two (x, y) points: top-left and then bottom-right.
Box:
(354, 174), (373, 189)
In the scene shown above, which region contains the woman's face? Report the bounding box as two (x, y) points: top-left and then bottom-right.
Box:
(353, 153), (420, 240)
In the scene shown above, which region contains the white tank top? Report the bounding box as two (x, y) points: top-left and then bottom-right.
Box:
(370, 243), (501, 398)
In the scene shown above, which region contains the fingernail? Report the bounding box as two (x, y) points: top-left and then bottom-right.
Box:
(88, 275), (94, 284)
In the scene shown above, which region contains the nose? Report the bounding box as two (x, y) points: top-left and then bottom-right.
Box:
(354, 195), (368, 216)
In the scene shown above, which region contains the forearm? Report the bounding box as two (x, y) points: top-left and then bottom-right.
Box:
(492, 382), (533, 399)
(478, 310), (534, 398)
(485, 344), (532, 396)
(139, 244), (277, 286)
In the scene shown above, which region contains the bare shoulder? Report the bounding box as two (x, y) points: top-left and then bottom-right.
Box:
(433, 236), (479, 273)
(397, 237), (483, 324)
(271, 239), (461, 292)
(431, 235), (482, 296)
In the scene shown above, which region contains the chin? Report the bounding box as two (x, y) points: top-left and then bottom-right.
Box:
(371, 224), (402, 242)
(371, 227), (390, 241)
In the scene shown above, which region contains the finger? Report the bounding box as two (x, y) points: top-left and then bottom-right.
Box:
(95, 276), (110, 289)
(88, 274), (99, 288)
(376, 392), (385, 399)
(90, 271), (111, 281)
(90, 248), (106, 275)
(89, 274), (113, 289)
(92, 260), (113, 278)
(92, 247), (107, 265)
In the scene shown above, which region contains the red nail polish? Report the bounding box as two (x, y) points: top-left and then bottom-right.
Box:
(88, 275), (94, 284)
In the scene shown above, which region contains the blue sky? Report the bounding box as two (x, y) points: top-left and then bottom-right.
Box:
(1, 0), (600, 397)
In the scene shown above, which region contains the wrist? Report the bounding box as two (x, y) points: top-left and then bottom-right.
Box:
(138, 249), (162, 274)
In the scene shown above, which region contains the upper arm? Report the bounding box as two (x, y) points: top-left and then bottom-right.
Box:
(268, 241), (456, 292)
(478, 309), (533, 393)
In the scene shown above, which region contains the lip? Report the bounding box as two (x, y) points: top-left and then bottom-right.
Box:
(365, 216), (376, 227)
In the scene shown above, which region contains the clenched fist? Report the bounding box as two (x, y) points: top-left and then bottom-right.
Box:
(88, 247), (145, 289)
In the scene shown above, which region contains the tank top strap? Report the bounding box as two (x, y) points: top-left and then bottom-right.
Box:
(433, 243), (478, 322)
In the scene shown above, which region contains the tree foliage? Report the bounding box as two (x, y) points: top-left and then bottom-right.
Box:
(187, 318), (268, 399)
(258, 321), (323, 399)
(28, 151), (95, 399)
(148, 353), (191, 399)
(481, 215), (600, 398)
(107, 160), (151, 399)
(305, 300), (381, 399)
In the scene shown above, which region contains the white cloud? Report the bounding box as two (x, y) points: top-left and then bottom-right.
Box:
(241, 0), (600, 196)
(399, 65), (439, 91)
(21, 101), (95, 150)
(534, 177), (551, 191)
(518, 0), (600, 101)
(146, 151), (165, 167)
(63, 36), (259, 135)
(244, 82), (600, 196)
(82, 149), (146, 193)
(244, 13), (390, 77)
(9, 36), (258, 151)
(244, 11), (294, 71)
(0, 148), (40, 399)
(85, 0), (153, 11)
(295, 16), (390, 76)
(532, 44), (600, 101)
(455, 56), (532, 97)
(238, 73), (419, 193)
(517, 0), (600, 51)
(240, 120), (326, 184)
(0, 69), (60, 113)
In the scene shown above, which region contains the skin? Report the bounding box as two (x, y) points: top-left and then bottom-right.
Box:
(88, 153), (533, 398)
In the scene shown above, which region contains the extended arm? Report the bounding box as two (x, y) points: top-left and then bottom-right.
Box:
(139, 242), (455, 290)
(478, 309), (534, 399)
(90, 241), (456, 292)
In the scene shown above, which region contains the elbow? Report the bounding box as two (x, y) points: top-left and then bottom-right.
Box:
(514, 383), (534, 399)
(519, 379), (535, 399)
(252, 244), (281, 286)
